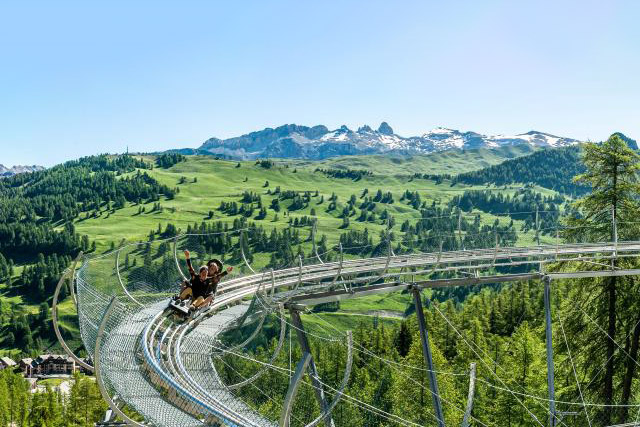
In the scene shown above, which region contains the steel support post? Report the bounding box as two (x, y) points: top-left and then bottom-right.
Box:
(280, 352), (312, 427)
(289, 308), (335, 427)
(458, 211), (464, 250)
(412, 288), (446, 427)
(612, 205), (618, 246)
(536, 207), (541, 247)
(544, 276), (557, 427)
(462, 362), (477, 427)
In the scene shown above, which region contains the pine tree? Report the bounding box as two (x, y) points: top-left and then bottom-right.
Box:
(68, 373), (107, 426)
(496, 322), (547, 425)
(391, 331), (461, 425)
(565, 134), (640, 423)
(394, 320), (412, 357)
(340, 217), (350, 229)
(29, 387), (63, 426)
(0, 371), (8, 427)
(4, 370), (30, 427)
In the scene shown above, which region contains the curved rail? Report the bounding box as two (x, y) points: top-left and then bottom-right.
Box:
(116, 250), (144, 307)
(311, 220), (324, 265)
(280, 353), (312, 427)
(52, 252), (93, 371)
(219, 306), (267, 356)
(173, 236), (188, 282)
(240, 231), (256, 274)
(141, 309), (246, 425)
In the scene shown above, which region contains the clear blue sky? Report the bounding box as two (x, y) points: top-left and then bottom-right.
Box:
(1, 1), (639, 166)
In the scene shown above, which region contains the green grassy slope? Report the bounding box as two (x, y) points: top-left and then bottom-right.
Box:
(301, 144), (537, 175)
(74, 150), (546, 252)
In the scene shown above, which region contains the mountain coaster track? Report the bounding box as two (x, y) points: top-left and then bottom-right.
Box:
(55, 235), (640, 427)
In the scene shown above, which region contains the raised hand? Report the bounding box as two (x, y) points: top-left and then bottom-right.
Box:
(184, 249), (190, 258)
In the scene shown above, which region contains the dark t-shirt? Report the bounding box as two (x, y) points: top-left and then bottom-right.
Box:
(186, 259), (228, 298)
(186, 259), (213, 298)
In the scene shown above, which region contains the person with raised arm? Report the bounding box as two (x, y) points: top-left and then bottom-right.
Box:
(175, 250), (232, 312)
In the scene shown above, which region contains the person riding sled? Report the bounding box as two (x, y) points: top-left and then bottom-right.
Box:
(177, 250), (233, 312)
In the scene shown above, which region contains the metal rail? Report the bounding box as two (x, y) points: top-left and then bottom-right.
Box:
(52, 252), (94, 371)
(115, 250), (144, 307)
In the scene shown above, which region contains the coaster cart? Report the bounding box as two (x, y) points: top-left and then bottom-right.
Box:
(168, 294), (214, 320)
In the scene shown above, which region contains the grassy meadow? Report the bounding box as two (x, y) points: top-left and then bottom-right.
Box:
(74, 149), (554, 253)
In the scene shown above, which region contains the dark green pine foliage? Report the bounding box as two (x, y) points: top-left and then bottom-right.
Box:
(0, 154), (174, 356)
(450, 188), (564, 234)
(0, 370), (107, 426)
(454, 146), (589, 195)
(315, 168), (372, 181)
(155, 152), (185, 168)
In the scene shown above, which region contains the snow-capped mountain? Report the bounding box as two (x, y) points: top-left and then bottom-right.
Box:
(413, 128), (582, 152)
(0, 164), (44, 177)
(197, 123), (582, 160)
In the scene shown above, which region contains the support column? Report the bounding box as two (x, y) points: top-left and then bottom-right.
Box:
(544, 276), (557, 427)
(289, 308), (335, 427)
(536, 207), (541, 247)
(280, 352), (312, 427)
(462, 362), (477, 427)
(412, 288), (446, 427)
(457, 211), (464, 250)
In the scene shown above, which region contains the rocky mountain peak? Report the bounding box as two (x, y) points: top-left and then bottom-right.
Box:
(378, 122), (393, 135)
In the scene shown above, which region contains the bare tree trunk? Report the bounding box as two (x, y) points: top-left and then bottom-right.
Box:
(603, 276), (617, 425)
(620, 313), (640, 421)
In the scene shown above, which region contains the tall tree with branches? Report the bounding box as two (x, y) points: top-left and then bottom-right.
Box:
(565, 134), (640, 423)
